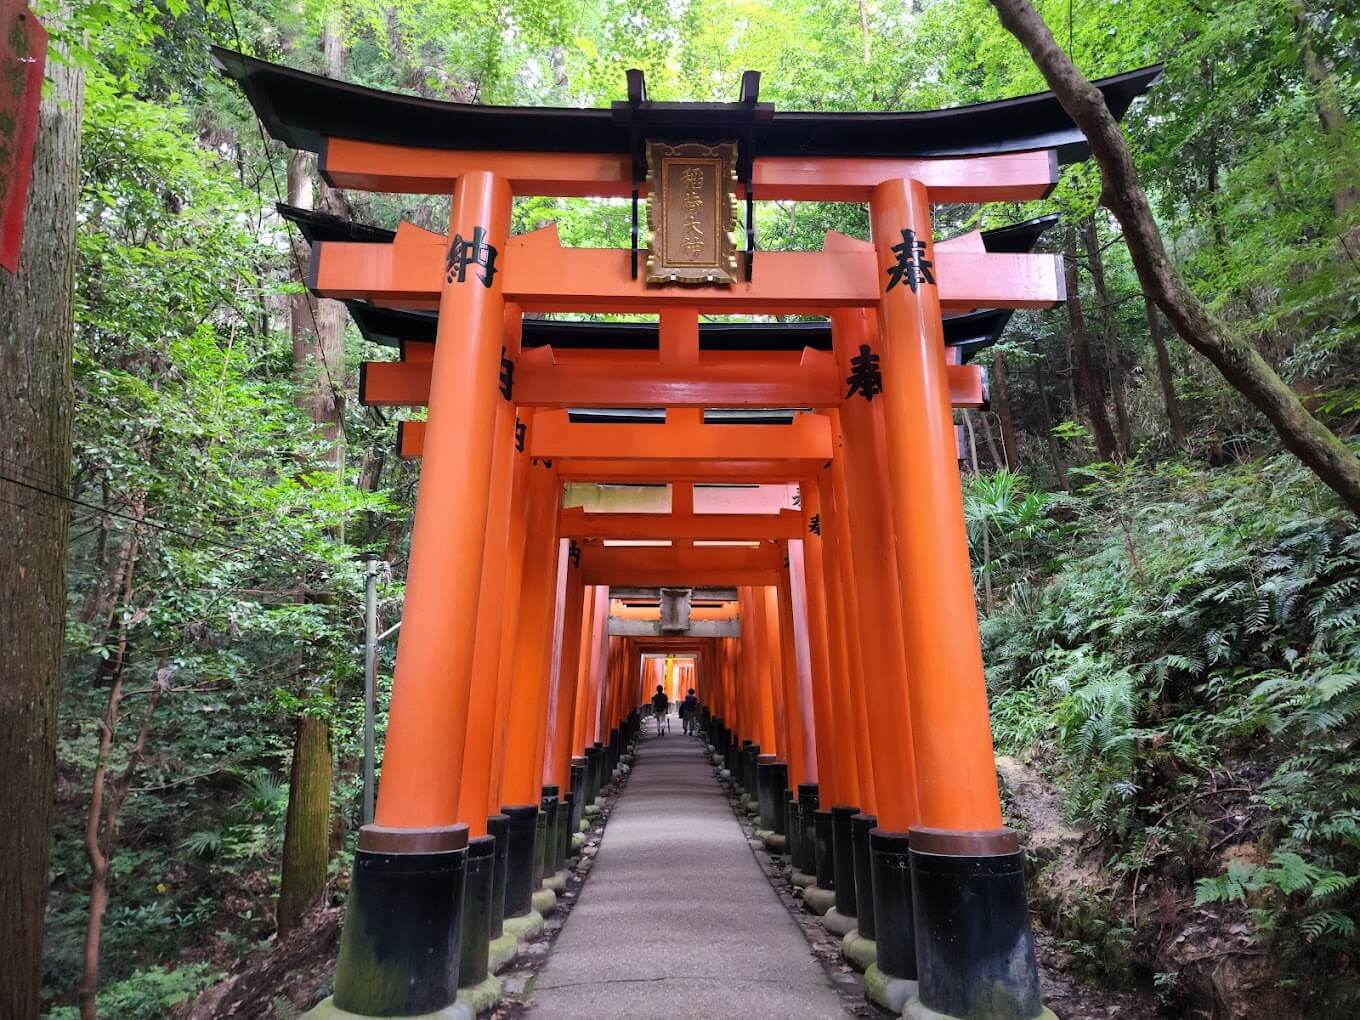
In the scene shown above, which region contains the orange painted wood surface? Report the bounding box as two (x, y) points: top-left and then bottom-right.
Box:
(321, 138), (1057, 202)
(312, 233), (1063, 313)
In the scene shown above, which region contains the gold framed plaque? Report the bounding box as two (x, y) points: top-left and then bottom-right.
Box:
(645, 141), (739, 285)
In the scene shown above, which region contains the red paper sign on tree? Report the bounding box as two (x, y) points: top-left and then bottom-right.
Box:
(0, 0), (47, 274)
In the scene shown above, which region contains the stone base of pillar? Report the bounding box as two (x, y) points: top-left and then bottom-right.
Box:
(302, 997), (473, 1020)
(788, 868), (815, 888)
(331, 825), (468, 1017)
(531, 887), (557, 916)
(802, 885), (835, 915)
(822, 906), (857, 936)
(909, 828), (1049, 1020)
(864, 964), (917, 1015)
(904, 1000), (1058, 1020)
(759, 830), (786, 853)
(584, 804), (601, 819)
(503, 909), (544, 941)
(455, 973), (502, 1016)
(842, 930), (877, 972)
(542, 868), (569, 892)
(571, 832), (586, 851)
(488, 931), (518, 974)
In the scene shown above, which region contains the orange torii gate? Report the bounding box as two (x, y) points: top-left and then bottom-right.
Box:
(219, 48), (1157, 1020)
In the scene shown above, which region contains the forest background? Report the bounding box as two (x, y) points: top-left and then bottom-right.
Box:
(6, 0), (1359, 1017)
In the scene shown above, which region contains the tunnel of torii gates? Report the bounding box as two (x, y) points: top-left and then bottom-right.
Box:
(217, 47), (1158, 1020)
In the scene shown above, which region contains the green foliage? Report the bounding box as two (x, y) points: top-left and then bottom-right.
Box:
(45, 963), (218, 1020)
(980, 451), (1360, 1005)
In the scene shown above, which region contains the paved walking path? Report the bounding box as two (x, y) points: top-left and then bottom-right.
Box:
(529, 730), (849, 1019)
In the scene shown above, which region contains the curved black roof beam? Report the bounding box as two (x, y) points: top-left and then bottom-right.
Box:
(217, 48), (1159, 165)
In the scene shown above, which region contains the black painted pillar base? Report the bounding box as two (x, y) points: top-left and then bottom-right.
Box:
(813, 808), (835, 889)
(530, 807), (548, 888)
(333, 824), (469, 1016)
(555, 797), (571, 870)
(539, 787), (559, 883)
(870, 829), (915, 982)
(501, 804), (539, 918)
(457, 835), (495, 991)
(486, 814), (509, 939)
(797, 783), (819, 876)
(592, 741), (607, 794)
(908, 828), (1049, 1020)
(783, 789), (799, 862)
(831, 805), (859, 916)
(583, 746), (601, 805)
(757, 760), (788, 833)
(851, 813), (877, 939)
(568, 758), (587, 833)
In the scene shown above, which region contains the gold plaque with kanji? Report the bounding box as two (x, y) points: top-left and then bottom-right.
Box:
(645, 142), (739, 285)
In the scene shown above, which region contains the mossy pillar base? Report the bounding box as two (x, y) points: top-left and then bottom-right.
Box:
(796, 783), (819, 876)
(333, 825), (469, 1017)
(813, 808), (835, 890)
(486, 814), (509, 940)
(831, 805), (859, 917)
(909, 828), (1047, 1020)
(851, 813), (877, 939)
(869, 829), (915, 984)
(457, 836), (495, 992)
(500, 805), (538, 919)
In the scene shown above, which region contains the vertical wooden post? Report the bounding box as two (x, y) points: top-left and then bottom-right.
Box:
(830, 312), (921, 832)
(869, 180), (1001, 832)
(870, 177), (1047, 1020)
(374, 169), (512, 830)
(457, 306), (523, 836)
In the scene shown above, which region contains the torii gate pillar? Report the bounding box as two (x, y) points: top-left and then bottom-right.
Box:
(332, 171), (512, 1016)
(871, 178), (1051, 1020)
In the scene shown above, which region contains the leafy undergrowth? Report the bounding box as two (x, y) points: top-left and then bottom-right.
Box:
(973, 454), (1360, 1017)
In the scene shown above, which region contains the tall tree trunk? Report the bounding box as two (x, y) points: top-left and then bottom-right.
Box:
(1291, 0), (1358, 220)
(979, 410), (1004, 471)
(857, 0), (871, 63)
(989, 352), (1018, 468)
(277, 18), (346, 937)
(991, 0), (1360, 515)
(1063, 231), (1120, 461)
(277, 714), (334, 938)
(1034, 359), (1071, 491)
(0, 29), (83, 1020)
(1145, 296), (1186, 446)
(1082, 216), (1132, 456)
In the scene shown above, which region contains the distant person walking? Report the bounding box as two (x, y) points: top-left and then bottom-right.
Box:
(651, 684), (669, 736)
(680, 688), (699, 735)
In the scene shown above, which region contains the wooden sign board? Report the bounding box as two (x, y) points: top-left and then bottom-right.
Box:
(645, 141), (738, 285)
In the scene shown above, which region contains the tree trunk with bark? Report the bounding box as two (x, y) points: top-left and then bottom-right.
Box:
(1034, 359), (1071, 491)
(989, 352), (1018, 469)
(277, 713), (334, 939)
(1145, 296), (1187, 446)
(992, 0), (1360, 514)
(1063, 231), (1120, 461)
(1082, 216), (1132, 457)
(0, 33), (83, 1020)
(277, 20), (346, 938)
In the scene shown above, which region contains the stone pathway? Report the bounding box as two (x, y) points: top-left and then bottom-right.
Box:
(528, 732), (850, 1019)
